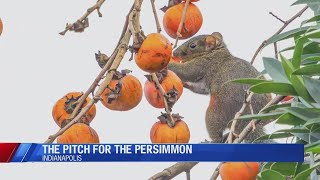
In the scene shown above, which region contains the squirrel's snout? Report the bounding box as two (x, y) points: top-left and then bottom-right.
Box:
(173, 49), (187, 58)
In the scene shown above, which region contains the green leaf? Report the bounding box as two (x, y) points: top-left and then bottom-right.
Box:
(305, 140), (320, 153)
(254, 133), (293, 142)
(280, 55), (294, 79)
(238, 111), (284, 121)
(276, 127), (310, 134)
(262, 104), (292, 113)
(294, 163), (311, 177)
(280, 46), (295, 53)
(292, 38), (306, 69)
(261, 169), (285, 180)
(303, 40), (320, 54)
(306, 145), (320, 153)
(270, 162), (298, 176)
(281, 55), (315, 102)
(304, 76), (320, 103)
(276, 126), (320, 143)
(230, 78), (270, 86)
(290, 73), (309, 100)
(294, 163), (320, 180)
(308, 3), (320, 15)
(276, 113), (306, 126)
(305, 30), (320, 39)
(263, 57), (289, 83)
(301, 15), (320, 26)
(304, 117), (320, 126)
(302, 53), (320, 61)
(299, 97), (315, 108)
(293, 64), (320, 75)
(292, 101), (308, 108)
(266, 26), (318, 45)
(292, 0), (320, 6)
(302, 60), (319, 65)
(285, 107), (320, 121)
(249, 82), (298, 96)
(293, 132), (319, 143)
(262, 162), (274, 170)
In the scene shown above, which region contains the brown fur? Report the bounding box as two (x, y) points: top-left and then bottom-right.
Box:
(168, 32), (271, 143)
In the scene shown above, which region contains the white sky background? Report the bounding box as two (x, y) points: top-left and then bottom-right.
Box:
(0, 0), (314, 179)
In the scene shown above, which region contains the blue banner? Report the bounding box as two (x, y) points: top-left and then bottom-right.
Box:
(6, 143), (304, 162)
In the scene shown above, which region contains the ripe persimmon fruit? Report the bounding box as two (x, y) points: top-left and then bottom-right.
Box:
(0, 18), (3, 36)
(52, 92), (96, 128)
(57, 123), (99, 144)
(135, 33), (172, 73)
(163, 2), (203, 39)
(144, 70), (183, 108)
(219, 162), (260, 180)
(150, 119), (190, 143)
(101, 72), (143, 111)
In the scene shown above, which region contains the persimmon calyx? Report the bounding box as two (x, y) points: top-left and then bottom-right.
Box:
(157, 113), (184, 127)
(64, 94), (83, 114)
(166, 86), (179, 110)
(70, 18), (89, 33)
(95, 51), (109, 68)
(145, 69), (168, 84)
(106, 82), (122, 104)
(161, 0), (184, 12)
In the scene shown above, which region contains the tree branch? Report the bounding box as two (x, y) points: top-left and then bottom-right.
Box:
(250, 6), (308, 64)
(269, 12), (286, 24)
(227, 91), (254, 143)
(151, 0), (162, 33)
(149, 162), (198, 180)
(151, 73), (175, 127)
(174, 0), (191, 48)
(59, 0), (106, 35)
(274, 42), (279, 59)
(45, 0), (144, 143)
(210, 95), (285, 180)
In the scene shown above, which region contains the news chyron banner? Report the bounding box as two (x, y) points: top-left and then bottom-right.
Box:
(0, 143), (304, 163)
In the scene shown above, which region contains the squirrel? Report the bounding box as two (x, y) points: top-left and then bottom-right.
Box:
(168, 32), (272, 143)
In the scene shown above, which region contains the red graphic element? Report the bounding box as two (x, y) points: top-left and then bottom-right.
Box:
(0, 143), (20, 163)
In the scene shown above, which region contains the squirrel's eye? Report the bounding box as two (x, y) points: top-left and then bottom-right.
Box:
(189, 43), (197, 49)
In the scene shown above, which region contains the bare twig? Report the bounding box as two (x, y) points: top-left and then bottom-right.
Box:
(210, 95), (285, 180)
(151, 0), (162, 33)
(174, 0), (191, 48)
(227, 92), (254, 143)
(129, 0), (142, 42)
(149, 162), (198, 180)
(59, 0), (106, 35)
(269, 12), (286, 24)
(210, 164), (222, 180)
(250, 6), (308, 64)
(234, 95), (285, 143)
(151, 73), (175, 127)
(274, 42), (279, 59)
(186, 171), (191, 180)
(45, 0), (144, 143)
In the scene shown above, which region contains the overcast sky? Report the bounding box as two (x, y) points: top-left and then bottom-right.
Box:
(0, 0), (313, 179)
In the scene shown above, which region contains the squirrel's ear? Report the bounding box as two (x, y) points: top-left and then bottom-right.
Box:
(205, 32), (223, 50)
(212, 32), (223, 45)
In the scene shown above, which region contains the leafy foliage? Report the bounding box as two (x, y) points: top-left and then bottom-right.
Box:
(233, 3), (320, 179)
